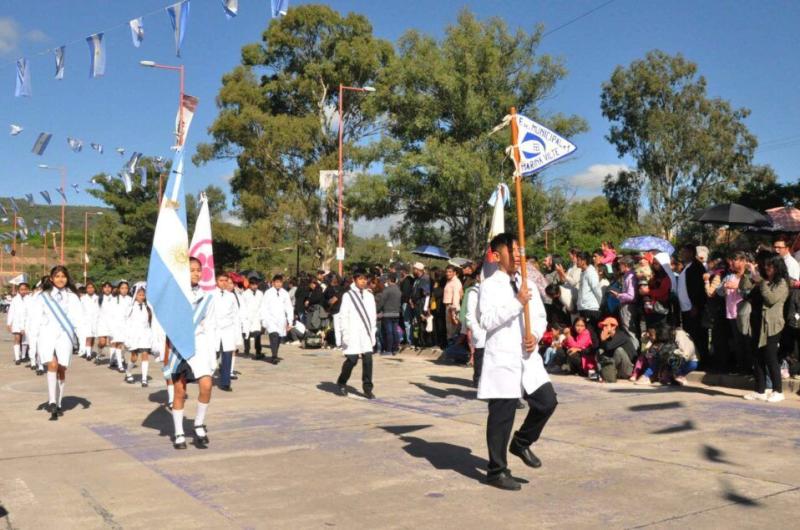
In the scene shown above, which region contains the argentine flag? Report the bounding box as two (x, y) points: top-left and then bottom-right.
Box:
(167, 1), (190, 57)
(146, 147), (196, 359)
(86, 33), (105, 78)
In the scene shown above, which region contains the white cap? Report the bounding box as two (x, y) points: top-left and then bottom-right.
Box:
(412, 262), (425, 271)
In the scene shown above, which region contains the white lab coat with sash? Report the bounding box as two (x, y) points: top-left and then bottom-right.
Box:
(27, 287), (85, 367)
(338, 284), (377, 356)
(477, 269), (549, 400)
(260, 287), (293, 337)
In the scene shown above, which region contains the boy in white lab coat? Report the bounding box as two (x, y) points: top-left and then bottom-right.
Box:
(335, 269), (377, 399)
(212, 272), (243, 391)
(478, 232), (557, 491)
(259, 274), (293, 365)
(242, 277), (265, 358)
(7, 282), (30, 365)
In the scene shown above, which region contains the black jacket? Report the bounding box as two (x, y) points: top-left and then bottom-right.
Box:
(683, 259), (707, 312)
(600, 330), (637, 361)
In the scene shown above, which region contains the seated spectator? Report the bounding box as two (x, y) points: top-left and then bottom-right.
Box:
(544, 284), (571, 328)
(539, 322), (565, 371)
(597, 317), (636, 383)
(670, 327), (699, 385)
(562, 317), (597, 377)
(632, 324), (670, 385)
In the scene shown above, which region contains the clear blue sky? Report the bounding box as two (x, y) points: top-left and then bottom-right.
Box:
(1, 0), (798, 225)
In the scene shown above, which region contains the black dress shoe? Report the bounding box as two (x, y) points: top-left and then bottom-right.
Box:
(487, 473), (521, 491)
(173, 436), (187, 450)
(336, 385), (348, 397)
(363, 390), (376, 400)
(48, 403), (58, 421)
(219, 385), (232, 392)
(14, 360), (20, 366)
(194, 425), (209, 445)
(230, 374), (239, 380)
(57, 406), (64, 417)
(509, 439), (542, 468)
(255, 354), (265, 360)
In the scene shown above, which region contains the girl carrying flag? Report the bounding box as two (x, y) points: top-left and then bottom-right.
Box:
(27, 266), (85, 421)
(125, 283), (154, 387)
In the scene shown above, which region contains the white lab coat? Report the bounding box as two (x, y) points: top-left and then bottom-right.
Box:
(27, 288), (85, 367)
(7, 293), (29, 333)
(338, 284), (377, 355)
(80, 293), (100, 338)
(211, 289), (243, 352)
(242, 288), (264, 333)
(125, 302), (154, 351)
(96, 294), (116, 337)
(108, 295), (133, 343)
(464, 286), (486, 349)
(260, 287), (293, 337)
(477, 269), (549, 399)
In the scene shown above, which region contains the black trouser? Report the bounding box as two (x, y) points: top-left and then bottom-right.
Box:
(337, 352), (373, 392)
(728, 320), (749, 372)
(244, 331), (262, 356)
(754, 334), (781, 394)
(472, 348), (484, 387)
(681, 311), (709, 361)
(486, 383), (557, 480)
(268, 332), (281, 359)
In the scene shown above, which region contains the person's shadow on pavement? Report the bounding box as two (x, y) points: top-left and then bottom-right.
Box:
(36, 396), (91, 412)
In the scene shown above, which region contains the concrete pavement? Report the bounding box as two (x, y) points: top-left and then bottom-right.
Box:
(1, 332), (800, 529)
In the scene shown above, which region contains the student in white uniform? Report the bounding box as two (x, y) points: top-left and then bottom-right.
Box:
(260, 274), (294, 365)
(168, 257), (216, 449)
(95, 282), (115, 366)
(26, 278), (48, 374)
(7, 282), (31, 365)
(79, 281), (100, 360)
(27, 266), (85, 421)
(212, 272), (242, 391)
(478, 233), (557, 491)
(242, 277), (265, 358)
(108, 281), (133, 372)
(125, 284), (154, 387)
(335, 269), (377, 399)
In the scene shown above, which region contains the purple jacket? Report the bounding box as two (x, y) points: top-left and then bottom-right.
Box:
(617, 270), (636, 305)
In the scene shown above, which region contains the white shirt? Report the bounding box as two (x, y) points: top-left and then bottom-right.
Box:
(677, 268), (692, 313)
(783, 254), (800, 281)
(338, 284), (377, 355)
(212, 289), (243, 351)
(464, 286), (486, 349)
(242, 288), (264, 333)
(477, 269), (549, 399)
(260, 287), (293, 336)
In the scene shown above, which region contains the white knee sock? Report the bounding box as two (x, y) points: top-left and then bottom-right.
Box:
(172, 409), (184, 437)
(141, 361), (149, 382)
(13, 344), (20, 361)
(230, 354), (236, 375)
(167, 384), (175, 404)
(195, 402), (208, 427)
(47, 371), (57, 404)
(57, 379), (65, 407)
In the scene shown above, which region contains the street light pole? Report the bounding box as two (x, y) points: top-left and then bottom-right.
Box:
(337, 84), (375, 276)
(38, 165), (67, 264)
(83, 211), (103, 283)
(140, 60), (186, 147)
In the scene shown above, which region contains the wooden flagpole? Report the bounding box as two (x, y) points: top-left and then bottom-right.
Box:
(509, 107), (531, 339)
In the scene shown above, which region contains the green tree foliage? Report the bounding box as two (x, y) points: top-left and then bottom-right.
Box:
(601, 50), (758, 239)
(194, 4), (393, 268)
(730, 166), (800, 211)
(348, 10), (586, 257)
(602, 170), (641, 226)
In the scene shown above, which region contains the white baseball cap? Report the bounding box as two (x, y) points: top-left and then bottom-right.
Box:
(412, 262), (425, 271)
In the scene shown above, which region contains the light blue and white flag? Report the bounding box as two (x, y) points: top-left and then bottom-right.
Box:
(67, 137), (83, 152)
(129, 17), (144, 48)
(17, 229), (28, 241)
(56, 187), (67, 202)
(122, 172), (133, 193)
(55, 46), (66, 80)
(139, 166), (148, 187)
(91, 143), (103, 154)
(487, 183), (511, 207)
(3, 244), (10, 255)
(146, 147), (196, 359)
(71, 183), (80, 194)
(32, 218), (39, 225)
(15, 58), (31, 97)
(8, 197), (19, 214)
(25, 193), (33, 204)
(40, 191), (52, 204)
(0, 203), (6, 217)
(32, 133), (52, 155)
(116, 147), (125, 156)
(271, 0), (288, 18)
(86, 33), (106, 78)
(16, 217), (26, 230)
(167, 1), (190, 57)
(223, 0), (238, 18)
(9, 124), (23, 136)
(126, 152), (142, 174)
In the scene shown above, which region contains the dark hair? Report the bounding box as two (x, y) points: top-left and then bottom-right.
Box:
(681, 243), (697, 257)
(387, 272), (397, 283)
(619, 256), (634, 268)
(728, 250), (747, 261)
(550, 322), (564, 331)
(217, 271), (229, 279)
(654, 323), (673, 344)
(545, 283), (560, 298)
(573, 317), (587, 328)
(489, 232), (516, 253)
(445, 264), (458, 273)
(576, 251), (591, 264)
(46, 265), (78, 294)
(592, 248), (604, 258)
(272, 274), (284, 282)
(18, 282), (29, 289)
(352, 267), (368, 279)
(189, 256), (201, 266)
(764, 254), (789, 285)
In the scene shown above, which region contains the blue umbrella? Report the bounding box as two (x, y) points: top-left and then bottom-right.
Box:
(412, 245), (450, 260)
(620, 236), (674, 255)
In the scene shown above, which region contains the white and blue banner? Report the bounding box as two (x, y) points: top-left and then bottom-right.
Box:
(56, 187), (67, 202)
(9, 124), (23, 136)
(8, 197), (19, 213)
(67, 137), (83, 152)
(86, 33), (106, 78)
(271, 0), (289, 18)
(15, 58), (31, 97)
(129, 18), (144, 48)
(122, 172), (133, 193)
(55, 46), (66, 80)
(167, 1), (190, 57)
(514, 114), (577, 177)
(91, 143), (103, 154)
(31, 133), (52, 155)
(25, 193), (33, 204)
(147, 147), (196, 359)
(40, 191), (52, 204)
(223, 0), (238, 18)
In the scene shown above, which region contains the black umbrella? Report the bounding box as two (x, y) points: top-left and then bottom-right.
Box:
(693, 203), (773, 228)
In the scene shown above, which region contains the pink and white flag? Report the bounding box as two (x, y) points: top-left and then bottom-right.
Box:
(189, 194), (215, 292)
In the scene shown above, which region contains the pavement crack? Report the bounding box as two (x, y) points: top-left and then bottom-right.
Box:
(80, 488), (122, 529)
